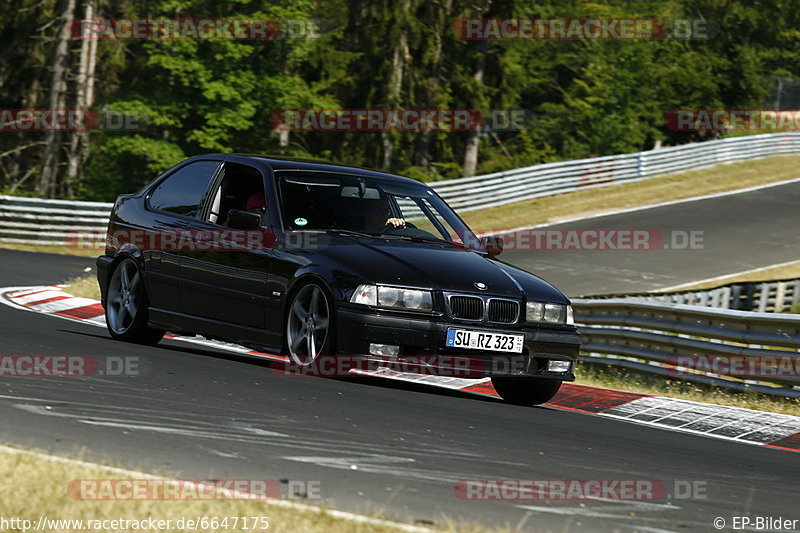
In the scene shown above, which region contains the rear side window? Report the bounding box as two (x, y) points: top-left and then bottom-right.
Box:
(149, 161), (220, 217)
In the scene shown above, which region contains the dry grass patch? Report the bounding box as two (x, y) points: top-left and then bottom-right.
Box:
(62, 273), (101, 301)
(0, 446), (509, 533)
(0, 241), (102, 257)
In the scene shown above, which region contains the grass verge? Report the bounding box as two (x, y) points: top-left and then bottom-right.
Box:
(0, 241), (102, 257)
(62, 273), (101, 301)
(1, 446), (494, 533)
(460, 154), (800, 231)
(662, 260), (800, 291)
(576, 363), (800, 416)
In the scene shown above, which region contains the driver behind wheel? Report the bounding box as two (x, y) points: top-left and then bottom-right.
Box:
(362, 199), (405, 232)
(245, 191), (267, 222)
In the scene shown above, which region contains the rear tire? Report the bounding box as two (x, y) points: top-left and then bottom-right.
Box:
(491, 377), (562, 406)
(105, 257), (165, 346)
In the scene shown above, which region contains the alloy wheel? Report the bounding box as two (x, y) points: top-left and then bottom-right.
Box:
(107, 259), (141, 335)
(286, 284), (331, 366)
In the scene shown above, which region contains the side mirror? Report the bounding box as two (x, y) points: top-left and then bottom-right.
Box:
(227, 209), (262, 230)
(480, 235), (504, 257)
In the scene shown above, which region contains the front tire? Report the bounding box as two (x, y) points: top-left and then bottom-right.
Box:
(491, 377), (562, 406)
(105, 257), (165, 345)
(285, 282), (334, 366)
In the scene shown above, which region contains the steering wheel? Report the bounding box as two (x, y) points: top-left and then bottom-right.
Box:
(380, 221), (418, 234)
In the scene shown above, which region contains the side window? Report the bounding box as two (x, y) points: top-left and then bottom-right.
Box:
(206, 163), (267, 227)
(149, 161), (220, 217)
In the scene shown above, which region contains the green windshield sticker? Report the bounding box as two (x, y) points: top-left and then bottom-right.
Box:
(294, 217), (308, 226)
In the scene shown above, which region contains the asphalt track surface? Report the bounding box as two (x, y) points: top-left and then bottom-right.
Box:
(0, 183), (799, 532)
(502, 180), (800, 296)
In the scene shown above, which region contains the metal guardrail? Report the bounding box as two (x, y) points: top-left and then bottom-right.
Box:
(4, 132), (800, 243)
(572, 298), (800, 397)
(0, 195), (112, 246)
(432, 132), (800, 211)
(582, 278), (800, 314)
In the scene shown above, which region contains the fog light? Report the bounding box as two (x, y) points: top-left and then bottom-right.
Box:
(547, 360), (571, 373)
(369, 343), (400, 356)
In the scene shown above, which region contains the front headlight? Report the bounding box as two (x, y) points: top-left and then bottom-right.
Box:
(351, 284), (433, 312)
(525, 301), (544, 322)
(526, 301), (572, 324)
(543, 303), (564, 323)
(351, 284), (377, 306)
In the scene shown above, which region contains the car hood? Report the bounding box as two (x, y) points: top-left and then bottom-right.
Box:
(312, 236), (569, 303)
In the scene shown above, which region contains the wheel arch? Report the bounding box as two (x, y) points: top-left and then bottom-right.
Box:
(282, 272), (335, 320)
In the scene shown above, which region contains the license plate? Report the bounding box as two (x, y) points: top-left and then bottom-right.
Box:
(445, 328), (524, 353)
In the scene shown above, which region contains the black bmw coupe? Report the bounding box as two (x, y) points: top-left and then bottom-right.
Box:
(97, 155), (580, 405)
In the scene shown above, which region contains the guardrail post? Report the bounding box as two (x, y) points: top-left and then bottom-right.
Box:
(757, 283), (770, 313)
(637, 152), (646, 178)
(775, 282), (787, 312)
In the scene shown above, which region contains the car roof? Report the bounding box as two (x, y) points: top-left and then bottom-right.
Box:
(189, 154), (427, 187)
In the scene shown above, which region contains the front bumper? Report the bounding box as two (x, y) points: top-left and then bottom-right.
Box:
(336, 306), (580, 380)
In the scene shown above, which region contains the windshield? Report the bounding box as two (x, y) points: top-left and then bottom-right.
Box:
(276, 171), (480, 248)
